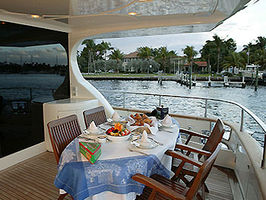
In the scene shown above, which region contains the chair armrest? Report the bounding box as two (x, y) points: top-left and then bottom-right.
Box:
(175, 144), (211, 157)
(132, 173), (186, 200)
(180, 128), (209, 139)
(165, 150), (202, 168)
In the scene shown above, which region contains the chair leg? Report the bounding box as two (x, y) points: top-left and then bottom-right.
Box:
(180, 173), (190, 186)
(202, 184), (206, 200)
(58, 193), (69, 200)
(196, 193), (203, 200)
(204, 183), (209, 193)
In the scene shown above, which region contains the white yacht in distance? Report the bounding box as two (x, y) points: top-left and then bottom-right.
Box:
(240, 64), (263, 79)
(0, 1), (265, 200)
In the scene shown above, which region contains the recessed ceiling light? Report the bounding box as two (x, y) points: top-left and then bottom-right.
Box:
(139, 0), (153, 2)
(128, 12), (137, 16)
(31, 14), (40, 19)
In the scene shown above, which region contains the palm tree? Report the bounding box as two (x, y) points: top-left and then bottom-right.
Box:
(254, 49), (266, 70)
(183, 46), (197, 66)
(183, 46), (197, 89)
(200, 41), (215, 73)
(137, 47), (152, 73)
(99, 41), (113, 72)
(82, 39), (96, 73)
(154, 47), (175, 73)
(255, 36), (266, 50)
(109, 49), (124, 73)
(222, 52), (245, 72)
(213, 35), (223, 73)
(137, 46), (152, 60)
(243, 42), (254, 64)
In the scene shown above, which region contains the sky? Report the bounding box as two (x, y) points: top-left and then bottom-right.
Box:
(0, 0), (265, 65)
(0, 44), (67, 66)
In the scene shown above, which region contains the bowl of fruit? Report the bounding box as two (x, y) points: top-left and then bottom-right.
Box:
(105, 123), (131, 142)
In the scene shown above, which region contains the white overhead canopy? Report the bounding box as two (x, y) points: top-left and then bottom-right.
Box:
(0, 0), (256, 38)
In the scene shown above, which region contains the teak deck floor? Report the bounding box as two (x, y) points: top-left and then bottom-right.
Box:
(0, 152), (233, 200)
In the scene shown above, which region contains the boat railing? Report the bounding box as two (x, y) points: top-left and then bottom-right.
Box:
(100, 89), (266, 168)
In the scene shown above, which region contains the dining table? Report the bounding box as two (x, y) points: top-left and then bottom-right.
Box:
(54, 119), (180, 200)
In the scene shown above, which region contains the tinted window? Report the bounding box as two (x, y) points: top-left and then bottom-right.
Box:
(0, 22), (69, 157)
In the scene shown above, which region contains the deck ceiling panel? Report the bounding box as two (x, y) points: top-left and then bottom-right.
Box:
(0, 0), (255, 36)
(0, 0), (70, 16)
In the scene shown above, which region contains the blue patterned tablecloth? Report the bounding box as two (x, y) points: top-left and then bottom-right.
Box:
(55, 139), (171, 200)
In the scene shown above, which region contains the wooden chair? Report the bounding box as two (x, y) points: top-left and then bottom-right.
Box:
(132, 144), (222, 200)
(83, 106), (107, 128)
(47, 114), (82, 200)
(169, 119), (225, 189)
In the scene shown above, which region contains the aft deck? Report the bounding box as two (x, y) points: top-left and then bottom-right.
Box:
(0, 152), (233, 200)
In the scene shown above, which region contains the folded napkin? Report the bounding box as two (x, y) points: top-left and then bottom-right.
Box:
(149, 116), (157, 127)
(144, 123), (158, 135)
(86, 121), (99, 134)
(127, 116), (135, 125)
(140, 130), (151, 146)
(112, 111), (121, 121)
(162, 114), (172, 127)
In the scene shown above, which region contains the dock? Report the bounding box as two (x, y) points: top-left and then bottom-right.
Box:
(179, 75), (246, 88)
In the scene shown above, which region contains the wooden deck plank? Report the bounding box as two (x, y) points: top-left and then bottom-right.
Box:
(0, 174), (40, 198)
(0, 151), (233, 200)
(205, 167), (233, 200)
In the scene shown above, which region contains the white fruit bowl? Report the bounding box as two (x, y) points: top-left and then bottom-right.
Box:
(106, 133), (131, 143)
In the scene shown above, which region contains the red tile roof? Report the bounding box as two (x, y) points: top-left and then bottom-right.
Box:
(194, 61), (207, 67)
(184, 61), (207, 67)
(124, 51), (138, 58)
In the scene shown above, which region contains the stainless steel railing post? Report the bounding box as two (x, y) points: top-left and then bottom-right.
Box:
(262, 134), (266, 168)
(29, 88), (32, 101)
(240, 109), (244, 132)
(123, 92), (125, 108)
(204, 99), (208, 118)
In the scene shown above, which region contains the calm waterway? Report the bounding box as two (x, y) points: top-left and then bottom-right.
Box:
(89, 80), (266, 144)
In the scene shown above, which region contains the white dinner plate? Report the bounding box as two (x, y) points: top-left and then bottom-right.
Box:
(106, 133), (131, 142)
(131, 139), (158, 149)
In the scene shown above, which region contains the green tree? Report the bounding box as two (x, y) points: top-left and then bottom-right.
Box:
(254, 49), (266, 70)
(222, 52), (245, 72)
(137, 46), (152, 60)
(99, 41), (113, 72)
(200, 35), (236, 73)
(200, 41), (215, 73)
(213, 35), (223, 73)
(153, 47), (176, 73)
(242, 36), (266, 68)
(183, 46), (197, 88)
(137, 47), (153, 73)
(81, 39), (97, 72)
(183, 46), (197, 66)
(255, 36), (266, 50)
(109, 49), (124, 72)
(243, 42), (254, 64)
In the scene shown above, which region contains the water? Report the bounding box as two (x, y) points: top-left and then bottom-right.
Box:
(88, 80), (266, 145)
(0, 74), (65, 101)
(0, 74), (265, 144)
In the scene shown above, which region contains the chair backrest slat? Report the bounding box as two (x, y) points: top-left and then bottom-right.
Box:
(47, 114), (82, 164)
(83, 106), (107, 128)
(186, 144), (222, 199)
(202, 118), (225, 153)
